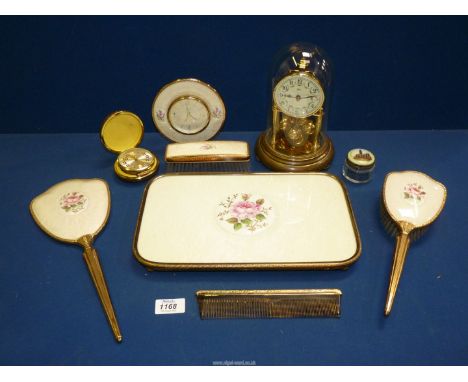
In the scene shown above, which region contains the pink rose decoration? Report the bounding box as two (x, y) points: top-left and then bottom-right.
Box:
(218, 193), (271, 233)
(60, 192), (87, 213)
(230, 201), (262, 220)
(404, 183), (426, 201)
(64, 192), (82, 206)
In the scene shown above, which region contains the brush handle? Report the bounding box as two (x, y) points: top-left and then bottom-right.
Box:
(385, 226), (412, 316)
(79, 235), (122, 342)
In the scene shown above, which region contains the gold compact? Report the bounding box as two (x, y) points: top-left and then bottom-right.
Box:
(101, 111), (159, 181)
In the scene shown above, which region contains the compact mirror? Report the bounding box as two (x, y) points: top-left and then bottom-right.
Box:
(101, 111), (159, 181)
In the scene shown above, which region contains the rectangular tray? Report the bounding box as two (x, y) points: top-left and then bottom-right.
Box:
(133, 173), (361, 271)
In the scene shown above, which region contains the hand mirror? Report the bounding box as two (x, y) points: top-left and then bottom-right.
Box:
(382, 171), (447, 316)
(30, 178), (122, 342)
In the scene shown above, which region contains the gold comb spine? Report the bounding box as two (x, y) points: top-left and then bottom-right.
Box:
(196, 289), (341, 319)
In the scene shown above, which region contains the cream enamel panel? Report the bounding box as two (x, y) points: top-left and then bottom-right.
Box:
(136, 174), (358, 265)
(30, 179), (109, 242)
(384, 171), (447, 227)
(165, 141), (249, 161)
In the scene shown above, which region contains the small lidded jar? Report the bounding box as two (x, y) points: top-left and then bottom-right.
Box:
(342, 148), (375, 184)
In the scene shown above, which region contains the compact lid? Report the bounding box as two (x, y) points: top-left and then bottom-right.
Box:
(101, 111), (144, 154)
(346, 148), (375, 168)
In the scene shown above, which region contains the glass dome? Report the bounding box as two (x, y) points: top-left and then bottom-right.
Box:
(256, 42), (334, 172)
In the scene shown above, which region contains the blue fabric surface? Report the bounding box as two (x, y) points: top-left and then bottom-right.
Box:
(1, 16), (467, 134)
(0, 130), (467, 365)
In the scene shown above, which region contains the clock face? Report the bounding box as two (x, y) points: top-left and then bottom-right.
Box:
(118, 148), (155, 174)
(168, 97), (210, 135)
(273, 73), (324, 118)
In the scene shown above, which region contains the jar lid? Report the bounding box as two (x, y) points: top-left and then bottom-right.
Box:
(100, 111), (144, 154)
(346, 148), (375, 169)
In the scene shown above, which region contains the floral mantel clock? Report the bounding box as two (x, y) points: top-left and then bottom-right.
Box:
(152, 78), (226, 143)
(256, 42), (334, 172)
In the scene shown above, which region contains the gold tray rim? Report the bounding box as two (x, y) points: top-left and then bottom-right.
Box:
(132, 172), (362, 271)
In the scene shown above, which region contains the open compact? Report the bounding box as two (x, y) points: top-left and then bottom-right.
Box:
(101, 111), (159, 182)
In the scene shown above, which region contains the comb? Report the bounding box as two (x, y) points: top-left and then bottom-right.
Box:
(165, 141), (250, 173)
(381, 171), (447, 316)
(196, 289), (341, 319)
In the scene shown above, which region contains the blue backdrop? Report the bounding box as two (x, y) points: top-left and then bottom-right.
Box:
(1, 16), (467, 134)
(1, 16), (468, 365)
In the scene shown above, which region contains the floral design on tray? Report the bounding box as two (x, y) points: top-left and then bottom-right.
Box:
(59, 192), (88, 214)
(403, 183), (426, 204)
(217, 193), (273, 234)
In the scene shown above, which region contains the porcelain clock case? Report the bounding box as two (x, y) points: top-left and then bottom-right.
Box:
(273, 73), (325, 118)
(152, 78), (226, 143)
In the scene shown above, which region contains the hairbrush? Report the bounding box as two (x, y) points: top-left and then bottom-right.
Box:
(196, 289), (341, 319)
(381, 171), (447, 316)
(165, 140), (250, 173)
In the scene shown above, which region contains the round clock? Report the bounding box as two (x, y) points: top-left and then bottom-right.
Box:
(167, 96), (211, 135)
(273, 73), (324, 118)
(101, 111), (159, 182)
(152, 78), (226, 142)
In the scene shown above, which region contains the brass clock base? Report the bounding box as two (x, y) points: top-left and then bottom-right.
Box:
(255, 132), (334, 172)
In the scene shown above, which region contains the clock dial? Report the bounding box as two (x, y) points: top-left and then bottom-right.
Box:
(273, 73), (324, 118)
(118, 148), (155, 174)
(168, 96), (210, 135)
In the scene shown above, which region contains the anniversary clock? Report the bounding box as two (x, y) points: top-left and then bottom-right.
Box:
(256, 43), (334, 172)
